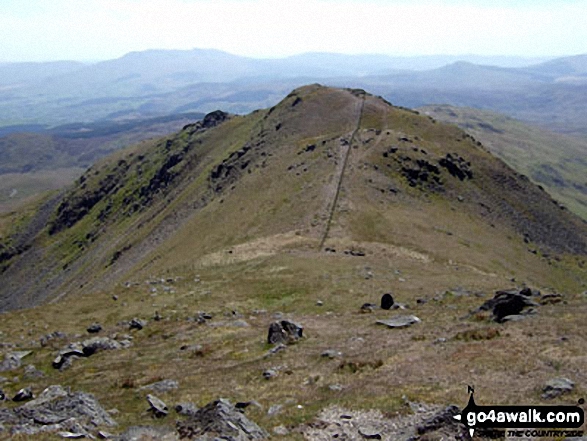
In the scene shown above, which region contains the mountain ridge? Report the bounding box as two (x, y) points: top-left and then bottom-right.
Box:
(0, 85), (585, 312)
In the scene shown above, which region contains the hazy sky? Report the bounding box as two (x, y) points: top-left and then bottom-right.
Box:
(1, 0), (586, 62)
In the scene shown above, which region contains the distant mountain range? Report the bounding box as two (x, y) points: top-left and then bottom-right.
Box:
(2, 49), (586, 136)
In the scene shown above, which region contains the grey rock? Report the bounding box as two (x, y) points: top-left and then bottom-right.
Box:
(476, 289), (538, 322)
(175, 402), (199, 417)
(358, 425), (382, 439)
(321, 349), (342, 359)
(416, 405), (467, 437)
(264, 343), (286, 358)
(15, 385), (116, 428)
(0, 353), (21, 372)
(267, 405), (283, 416)
(376, 315), (421, 328)
(82, 337), (123, 356)
(542, 377), (574, 399)
(140, 379), (178, 394)
(40, 331), (67, 347)
(87, 323), (102, 334)
(360, 303), (377, 313)
(116, 425), (178, 440)
(129, 318), (146, 330)
(263, 369), (278, 380)
(267, 320), (303, 345)
(54, 337), (127, 370)
(146, 394), (168, 418)
(13, 387), (34, 402)
(501, 314), (527, 322)
(24, 364), (44, 379)
(176, 398), (268, 440)
(273, 425), (289, 435)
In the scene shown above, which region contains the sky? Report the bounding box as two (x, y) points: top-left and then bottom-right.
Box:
(0, 0), (586, 62)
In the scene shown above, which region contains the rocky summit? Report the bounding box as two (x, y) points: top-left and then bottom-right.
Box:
(0, 85), (585, 439)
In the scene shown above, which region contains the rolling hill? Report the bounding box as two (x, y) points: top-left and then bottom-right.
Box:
(0, 86), (585, 439)
(0, 112), (204, 212)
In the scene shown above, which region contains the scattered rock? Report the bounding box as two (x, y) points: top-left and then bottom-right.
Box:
(380, 293), (394, 310)
(87, 323), (102, 334)
(360, 303), (377, 313)
(0, 353), (22, 372)
(146, 394), (168, 418)
(267, 404), (283, 416)
(358, 425), (382, 439)
(542, 377), (574, 399)
(376, 315), (421, 329)
(273, 425), (289, 435)
(264, 343), (286, 358)
(129, 318), (147, 330)
(140, 379), (179, 394)
(474, 288), (538, 322)
(23, 364), (44, 379)
(13, 387), (33, 402)
(176, 398), (268, 440)
(321, 350), (342, 359)
(263, 369), (278, 380)
(1, 385), (115, 437)
(53, 337), (129, 370)
(267, 320), (303, 345)
(540, 293), (563, 305)
(116, 425), (178, 441)
(416, 405), (468, 438)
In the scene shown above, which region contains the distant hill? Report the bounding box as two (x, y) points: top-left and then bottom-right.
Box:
(0, 112), (203, 211)
(0, 49), (570, 131)
(419, 105), (587, 221)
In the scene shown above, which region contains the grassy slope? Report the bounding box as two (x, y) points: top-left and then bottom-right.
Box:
(0, 86), (586, 439)
(419, 105), (587, 220)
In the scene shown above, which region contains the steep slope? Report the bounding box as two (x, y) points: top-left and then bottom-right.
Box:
(419, 104), (587, 220)
(0, 85), (586, 311)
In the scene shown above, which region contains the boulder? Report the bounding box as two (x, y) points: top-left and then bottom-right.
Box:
(376, 315), (421, 328)
(13, 387), (33, 402)
(475, 289), (538, 322)
(86, 323), (102, 334)
(129, 318), (147, 330)
(146, 394), (168, 418)
(542, 377), (574, 399)
(360, 303), (377, 313)
(267, 320), (303, 345)
(380, 293), (394, 310)
(176, 398), (268, 440)
(0, 353), (22, 372)
(53, 337), (129, 370)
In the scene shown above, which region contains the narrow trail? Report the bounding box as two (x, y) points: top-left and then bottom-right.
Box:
(318, 95), (365, 250)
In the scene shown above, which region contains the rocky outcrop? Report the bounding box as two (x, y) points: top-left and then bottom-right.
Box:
(176, 398), (268, 440)
(0, 385), (116, 437)
(267, 320), (304, 345)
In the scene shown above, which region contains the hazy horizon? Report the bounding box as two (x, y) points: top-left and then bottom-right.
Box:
(1, 0), (586, 63)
